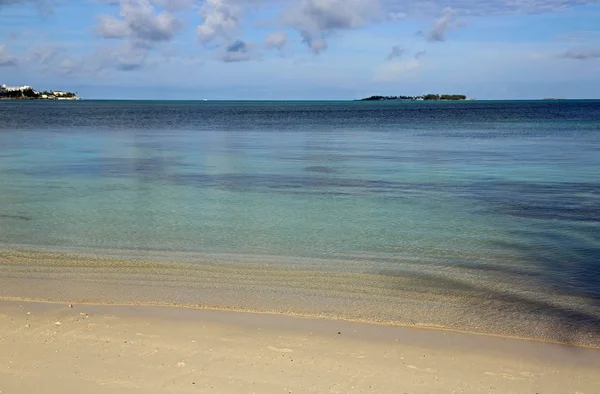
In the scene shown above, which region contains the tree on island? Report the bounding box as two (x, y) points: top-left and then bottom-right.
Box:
(423, 94), (467, 100)
(361, 93), (467, 101)
(0, 86), (78, 100)
(22, 88), (38, 98)
(440, 94), (467, 100)
(362, 95), (422, 101)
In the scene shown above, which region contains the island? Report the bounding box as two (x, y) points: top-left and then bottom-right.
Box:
(0, 84), (80, 100)
(360, 94), (468, 101)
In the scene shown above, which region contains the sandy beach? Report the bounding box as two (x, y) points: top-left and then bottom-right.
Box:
(2, 300), (600, 394)
(1, 249), (600, 392)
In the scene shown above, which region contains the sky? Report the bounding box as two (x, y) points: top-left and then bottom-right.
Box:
(1, 0), (600, 100)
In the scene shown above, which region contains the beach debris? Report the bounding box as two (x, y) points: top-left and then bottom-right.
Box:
(25, 324), (30, 328)
(54, 321), (61, 326)
(68, 304), (73, 308)
(177, 362), (186, 367)
(27, 312), (31, 315)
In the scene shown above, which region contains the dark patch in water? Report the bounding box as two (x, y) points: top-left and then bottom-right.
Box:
(465, 180), (600, 307)
(174, 173), (441, 196)
(470, 181), (600, 222)
(0, 213), (32, 221)
(304, 166), (336, 174)
(10, 156), (185, 179)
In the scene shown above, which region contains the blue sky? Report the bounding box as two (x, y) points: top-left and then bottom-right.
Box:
(1, 0), (600, 99)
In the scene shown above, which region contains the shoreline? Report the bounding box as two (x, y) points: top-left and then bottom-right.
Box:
(1, 299), (599, 393)
(0, 97), (81, 101)
(2, 295), (599, 350)
(1, 247), (599, 348)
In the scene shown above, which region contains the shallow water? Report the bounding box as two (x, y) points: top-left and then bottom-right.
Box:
(1, 100), (599, 342)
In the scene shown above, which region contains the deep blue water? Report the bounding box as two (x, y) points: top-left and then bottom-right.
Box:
(1, 100), (599, 308)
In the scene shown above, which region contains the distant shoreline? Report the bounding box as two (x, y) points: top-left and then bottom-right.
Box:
(2, 98), (595, 102)
(0, 97), (81, 101)
(0, 84), (80, 100)
(360, 94), (469, 101)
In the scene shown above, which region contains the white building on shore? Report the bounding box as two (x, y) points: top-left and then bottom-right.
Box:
(1, 84), (33, 92)
(1, 84), (79, 99)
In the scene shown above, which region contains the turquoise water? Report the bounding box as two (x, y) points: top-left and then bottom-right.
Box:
(1, 100), (599, 330)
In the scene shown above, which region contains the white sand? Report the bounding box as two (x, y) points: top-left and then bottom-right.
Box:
(1, 300), (599, 393)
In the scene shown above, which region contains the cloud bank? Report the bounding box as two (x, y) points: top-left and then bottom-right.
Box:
(3, 0), (600, 74)
(559, 48), (600, 59)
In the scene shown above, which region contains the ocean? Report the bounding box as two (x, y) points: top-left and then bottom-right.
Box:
(1, 100), (599, 345)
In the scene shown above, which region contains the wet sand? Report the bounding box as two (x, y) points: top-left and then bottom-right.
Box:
(1, 248), (599, 348)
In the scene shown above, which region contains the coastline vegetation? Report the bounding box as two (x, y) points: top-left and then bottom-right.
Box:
(361, 94), (468, 101)
(0, 86), (79, 100)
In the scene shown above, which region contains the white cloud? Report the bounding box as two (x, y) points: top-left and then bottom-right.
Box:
(374, 58), (421, 82)
(97, 14), (131, 38)
(96, 0), (183, 42)
(265, 30), (288, 50)
(5, 0), (600, 71)
(282, 0), (383, 53)
(197, 0), (242, 44)
(92, 0), (183, 70)
(426, 7), (463, 42)
(189, 0), (600, 56)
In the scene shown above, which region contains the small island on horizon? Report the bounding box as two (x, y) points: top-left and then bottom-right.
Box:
(0, 84), (80, 100)
(360, 94), (469, 101)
